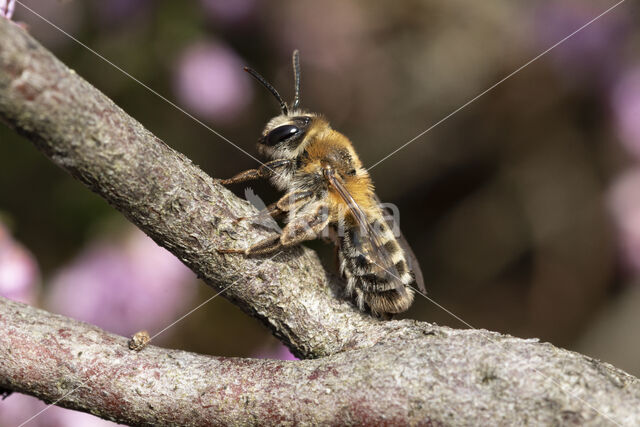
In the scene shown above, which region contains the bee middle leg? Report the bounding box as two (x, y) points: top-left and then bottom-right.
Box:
(218, 203), (329, 256)
(233, 201), (285, 225)
(276, 190), (314, 212)
(233, 190), (313, 224)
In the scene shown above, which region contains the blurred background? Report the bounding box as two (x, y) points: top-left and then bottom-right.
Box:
(1, 0), (639, 424)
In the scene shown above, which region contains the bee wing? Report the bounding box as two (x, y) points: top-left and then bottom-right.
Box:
(323, 168), (401, 282)
(374, 194), (426, 294)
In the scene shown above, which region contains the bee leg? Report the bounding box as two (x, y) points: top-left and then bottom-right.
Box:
(233, 202), (284, 224)
(218, 169), (262, 185)
(276, 190), (314, 212)
(235, 190), (312, 225)
(280, 203), (330, 246)
(217, 235), (282, 256)
(218, 159), (293, 185)
(220, 202), (329, 255)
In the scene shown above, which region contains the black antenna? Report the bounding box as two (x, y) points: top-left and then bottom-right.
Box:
(244, 66), (288, 115)
(292, 50), (301, 110)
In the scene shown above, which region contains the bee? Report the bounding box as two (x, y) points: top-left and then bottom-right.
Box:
(217, 51), (425, 316)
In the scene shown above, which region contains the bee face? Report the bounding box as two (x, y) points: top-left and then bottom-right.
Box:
(258, 114), (314, 159)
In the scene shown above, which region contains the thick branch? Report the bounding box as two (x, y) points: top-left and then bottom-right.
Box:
(3, 298), (639, 426)
(1, 18), (640, 426)
(0, 17), (383, 360)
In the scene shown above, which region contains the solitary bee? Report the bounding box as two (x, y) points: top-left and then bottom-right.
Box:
(218, 51), (425, 316)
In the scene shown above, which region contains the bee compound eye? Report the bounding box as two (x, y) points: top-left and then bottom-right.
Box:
(265, 125), (299, 146)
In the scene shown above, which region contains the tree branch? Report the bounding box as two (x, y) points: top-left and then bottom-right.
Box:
(3, 297), (639, 426)
(1, 18), (639, 426)
(0, 17), (382, 360)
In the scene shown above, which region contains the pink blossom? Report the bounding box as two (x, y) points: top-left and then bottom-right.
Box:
(200, 0), (256, 24)
(92, 0), (153, 27)
(12, 1), (82, 48)
(611, 67), (640, 160)
(276, 0), (367, 71)
(534, 1), (629, 88)
(0, 392), (123, 426)
(254, 342), (298, 361)
(608, 169), (640, 273)
(0, 224), (39, 305)
(0, 0), (15, 19)
(46, 228), (196, 338)
(174, 42), (252, 122)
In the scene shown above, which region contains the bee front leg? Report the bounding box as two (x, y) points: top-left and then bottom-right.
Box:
(217, 159), (293, 185)
(218, 169), (262, 185)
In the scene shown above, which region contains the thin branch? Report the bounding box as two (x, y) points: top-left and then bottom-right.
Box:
(1, 18), (639, 426)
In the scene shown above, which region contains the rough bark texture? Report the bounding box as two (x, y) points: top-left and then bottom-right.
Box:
(0, 18), (639, 426)
(3, 298), (640, 426)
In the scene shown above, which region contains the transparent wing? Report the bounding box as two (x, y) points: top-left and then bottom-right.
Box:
(374, 194), (426, 293)
(323, 167), (401, 282)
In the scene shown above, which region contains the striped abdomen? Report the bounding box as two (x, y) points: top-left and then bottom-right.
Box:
(337, 218), (415, 315)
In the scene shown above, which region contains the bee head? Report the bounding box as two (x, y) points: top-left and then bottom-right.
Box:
(257, 114), (314, 159)
(244, 50), (312, 159)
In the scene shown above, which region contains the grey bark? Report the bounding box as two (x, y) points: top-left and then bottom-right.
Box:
(0, 18), (638, 427)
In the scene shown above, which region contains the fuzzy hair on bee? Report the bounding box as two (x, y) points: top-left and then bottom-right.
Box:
(217, 50), (425, 316)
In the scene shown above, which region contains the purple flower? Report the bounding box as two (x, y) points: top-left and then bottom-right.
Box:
(92, 0), (153, 27)
(275, 0), (366, 70)
(200, 0), (256, 24)
(0, 0), (15, 19)
(46, 228), (196, 338)
(0, 392), (123, 426)
(611, 67), (640, 160)
(0, 224), (39, 305)
(608, 169), (640, 274)
(534, 1), (630, 88)
(254, 342), (298, 361)
(174, 42), (252, 122)
(7, 0), (82, 47)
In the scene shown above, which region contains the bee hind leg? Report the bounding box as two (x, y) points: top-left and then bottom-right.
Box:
(280, 203), (330, 246)
(217, 235), (282, 256)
